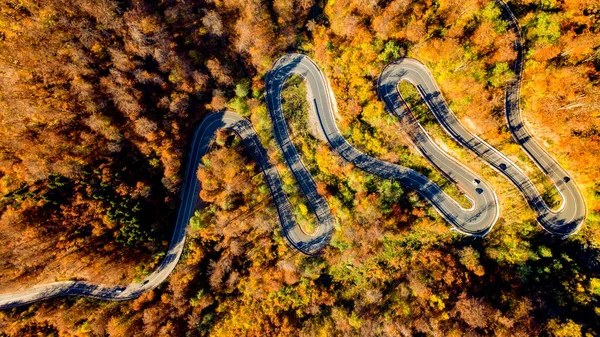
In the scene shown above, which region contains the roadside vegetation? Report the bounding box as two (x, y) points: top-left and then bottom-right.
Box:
(397, 81), (477, 209)
(0, 0), (599, 336)
(397, 80), (563, 210)
(278, 75), (318, 234)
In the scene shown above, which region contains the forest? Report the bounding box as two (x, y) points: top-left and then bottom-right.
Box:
(0, 0), (599, 335)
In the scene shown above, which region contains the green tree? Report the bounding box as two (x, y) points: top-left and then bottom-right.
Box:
(235, 80), (250, 98)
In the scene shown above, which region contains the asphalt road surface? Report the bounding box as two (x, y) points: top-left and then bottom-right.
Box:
(493, 0), (586, 234)
(0, 111), (331, 309)
(268, 54), (499, 235)
(0, 0), (585, 309)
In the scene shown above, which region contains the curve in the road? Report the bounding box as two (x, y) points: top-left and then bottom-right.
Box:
(0, 111), (332, 309)
(268, 54), (499, 235)
(493, 0), (586, 234)
(0, 0), (585, 309)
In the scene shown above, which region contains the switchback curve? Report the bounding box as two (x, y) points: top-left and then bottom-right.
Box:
(267, 54), (499, 235)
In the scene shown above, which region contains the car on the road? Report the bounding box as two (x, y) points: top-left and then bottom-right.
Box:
(476, 188), (484, 194)
(472, 179), (480, 185)
(563, 176), (570, 183)
(499, 163), (507, 170)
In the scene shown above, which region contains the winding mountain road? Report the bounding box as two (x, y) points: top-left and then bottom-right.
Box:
(379, 56), (585, 235)
(0, 0), (585, 309)
(269, 54), (499, 235)
(0, 111), (333, 309)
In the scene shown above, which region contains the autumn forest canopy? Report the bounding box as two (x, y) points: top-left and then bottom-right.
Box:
(0, 0), (600, 336)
